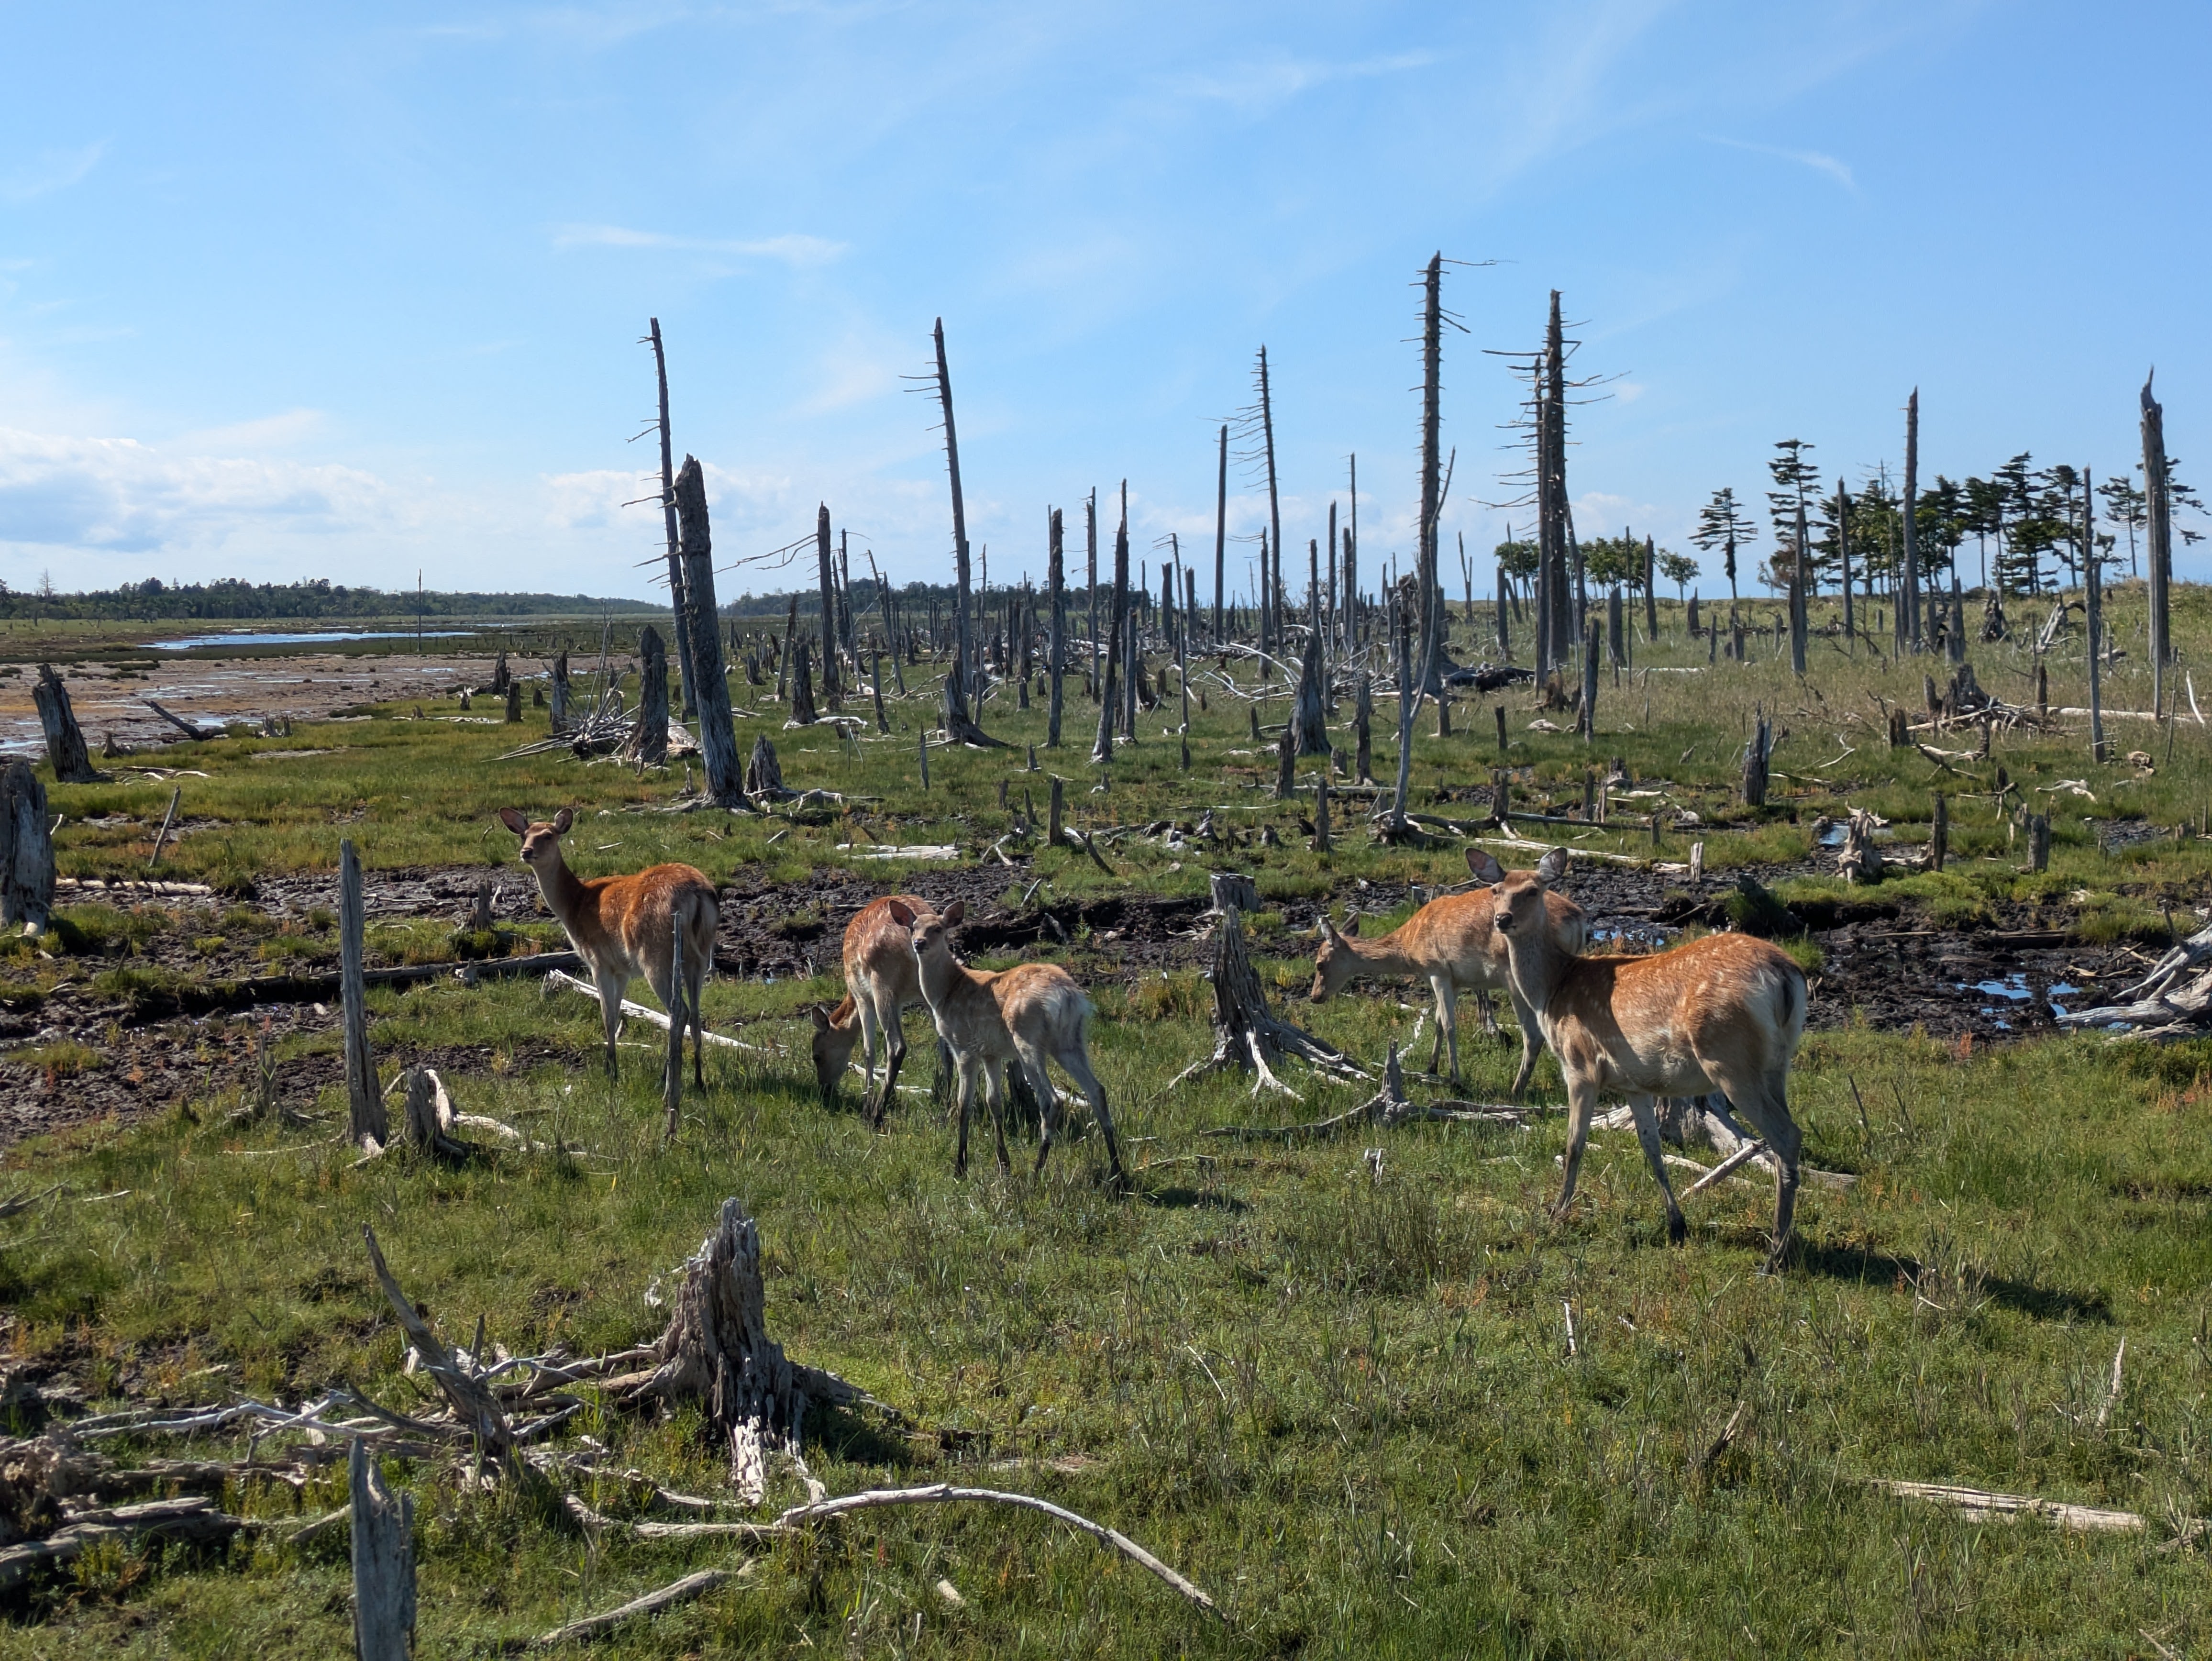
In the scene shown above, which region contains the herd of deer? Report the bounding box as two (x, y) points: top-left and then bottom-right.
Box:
(497, 808), (1811, 1268)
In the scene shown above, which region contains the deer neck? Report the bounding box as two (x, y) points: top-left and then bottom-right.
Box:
(914, 940), (973, 1016)
(529, 853), (593, 937)
(1499, 914), (1570, 1020)
(1343, 927), (1421, 979)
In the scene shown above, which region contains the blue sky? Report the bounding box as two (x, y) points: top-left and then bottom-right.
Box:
(1, 1), (2205, 602)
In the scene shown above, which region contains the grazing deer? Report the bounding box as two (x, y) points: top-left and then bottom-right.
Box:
(1310, 847), (1586, 1094)
(811, 894), (930, 1123)
(885, 899), (1128, 1188)
(1490, 847), (1809, 1269)
(496, 808), (718, 1087)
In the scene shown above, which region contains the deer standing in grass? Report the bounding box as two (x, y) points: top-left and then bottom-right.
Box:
(1310, 848), (1586, 1093)
(886, 899), (1128, 1188)
(1490, 847), (1808, 1270)
(497, 808), (718, 1088)
(811, 894), (931, 1124)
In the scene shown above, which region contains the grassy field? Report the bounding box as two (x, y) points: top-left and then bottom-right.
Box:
(5, 582), (2212, 1655)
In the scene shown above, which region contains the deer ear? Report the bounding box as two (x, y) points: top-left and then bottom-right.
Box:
(1344, 914), (1361, 936)
(885, 900), (917, 928)
(1466, 848), (1505, 885)
(551, 807), (574, 835)
(1536, 846), (1571, 886)
(940, 899), (965, 927)
(810, 1005), (832, 1031)
(1316, 918), (1341, 946)
(497, 808), (529, 836)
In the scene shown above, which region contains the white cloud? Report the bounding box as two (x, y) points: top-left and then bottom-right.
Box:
(1163, 49), (1439, 114)
(0, 143), (106, 205)
(1704, 134), (1858, 194)
(0, 427), (398, 557)
(176, 409), (329, 453)
(551, 224), (847, 266)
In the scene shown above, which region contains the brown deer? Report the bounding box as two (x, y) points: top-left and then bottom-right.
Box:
(1490, 847), (1809, 1269)
(1310, 847), (1586, 1093)
(885, 899), (1128, 1188)
(497, 808), (718, 1087)
(810, 894), (929, 1123)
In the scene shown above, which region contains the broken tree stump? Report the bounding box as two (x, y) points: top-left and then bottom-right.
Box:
(1742, 706), (1772, 808)
(32, 665), (96, 784)
(631, 626), (669, 765)
(744, 734), (784, 798)
(628, 1197), (866, 1504)
(349, 1438), (416, 1661)
(0, 763), (55, 937)
(1274, 721), (1296, 799)
(340, 841), (385, 1152)
(789, 638), (818, 725)
(550, 650), (571, 731)
(1168, 906), (1366, 1095)
(1289, 630), (1329, 755)
(1206, 872), (1260, 915)
(505, 681), (522, 724)
(1836, 808), (1885, 885)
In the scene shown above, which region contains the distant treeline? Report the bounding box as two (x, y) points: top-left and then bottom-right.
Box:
(0, 577), (665, 622)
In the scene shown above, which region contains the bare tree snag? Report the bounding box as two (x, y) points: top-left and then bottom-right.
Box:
(1207, 872), (1260, 915)
(1274, 721), (1296, 800)
(341, 841), (384, 1152)
(1314, 773), (1331, 852)
(1836, 808), (1885, 885)
(814, 504), (841, 702)
(361, 1224), (515, 1460)
(1092, 488), (1130, 764)
(789, 639), (818, 726)
(32, 665), (96, 784)
(348, 1438), (416, 1661)
(1169, 907), (1366, 1095)
(1902, 387), (1922, 650)
(1290, 630), (1329, 755)
(1048, 775), (1063, 846)
(1742, 707), (1772, 808)
(0, 762), (55, 936)
(2144, 371), (2174, 714)
(871, 648), (889, 734)
(550, 650), (571, 732)
(1355, 674), (1374, 784)
(744, 735), (785, 800)
(628, 1197), (864, 1504)
(531, 1566), (749, 1650)
(673, 456), (746, 805)
(631, 626), (669, 765)
(1047, 507), (1066, 746)
(1930, 793), (1947, 872)
(933, 319), (978, 690)
(648, 318), (701, 720)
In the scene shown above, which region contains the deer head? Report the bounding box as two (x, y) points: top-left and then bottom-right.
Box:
(497, 807), (574, 873)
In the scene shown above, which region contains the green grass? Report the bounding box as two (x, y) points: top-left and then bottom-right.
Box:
(8, 586), (2212, 1653)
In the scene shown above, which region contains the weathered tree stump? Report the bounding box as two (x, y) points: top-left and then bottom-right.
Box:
(491, 649), (511, 695)
(32, 666), (96, 785)
(349, 1439), (415, 1661)
(505, 681), (522, 723)
(629, 1197), (864, 1504)
(1207, 872), (1260, 915)
(744, 735), (784, 798)
(789, 639), (818, 725)
(1168, 907), (1366, 1096)
(1274, 722), (1296, 800)
(0, 763), (55, 936)
(1289, 631), (1329, 756)
(631, 626), (669, 765)
(341, 841), (385, 1152)
(673, 456), (747, 806)
(2027, 812), (2051, 873)
(1354, 674), (1374, 784)
(550, 650), (570, 731)
(1836, 808), (1885, 885)
(1742, 707), (1772, 808)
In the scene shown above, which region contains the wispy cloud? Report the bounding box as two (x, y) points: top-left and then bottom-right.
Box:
(0, 142), (106, 205)
(1162, 49), (1438, 114)
(176, 409), (327, 454)
(551, 224), (846, 265)
(1705, 134), (1858, 194)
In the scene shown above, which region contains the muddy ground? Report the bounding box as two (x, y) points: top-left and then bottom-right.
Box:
(0, 852), (2167, 1152)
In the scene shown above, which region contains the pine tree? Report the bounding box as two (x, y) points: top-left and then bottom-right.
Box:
(1690, 487), (1756, 607)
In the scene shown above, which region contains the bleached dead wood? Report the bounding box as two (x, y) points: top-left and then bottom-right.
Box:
(362, 1223), (516, 1463)
(530, 1564), (752, 1648)
(545, 969), (766, 1054)
(1862, 1476), (2196, 1538)
(771, 1484), (1220, 1618)
(1168, 906), (1366, 1095)
(350, 1438), (416, 1661)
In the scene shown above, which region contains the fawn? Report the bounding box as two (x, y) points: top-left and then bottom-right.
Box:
(810, 894), (930, 1123)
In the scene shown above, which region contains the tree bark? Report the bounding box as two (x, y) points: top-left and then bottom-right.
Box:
(1168, 906), (1365, 1096)
(341, 840), (384, 1151)
(32, 665), (96, 784)
(672, 459), (746, 805)
(632, 626), (669, 765)
(649, 319), (700, 721)
(1047, 509), (1066, 746)
(1290, 629), (1329, 756)
(814, 505), (841, 701)
(0, 762), (54, 936)
(1092, 487), (1129, 764)
(2143, 371), (2173, 715)
(349, 1439), (415, 1661)
(1258, 346), (1283, 654)
(934, 320), (977, 692)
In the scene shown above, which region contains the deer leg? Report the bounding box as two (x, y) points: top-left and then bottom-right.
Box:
(1552, 1075), (1596, 1221)
(1426, 975), (1450, 1075)
(1703, 1062), (1803, 1273)
(952, 1053), (979, 1178)
(1476, 986), (1500, 1036)
(595, 968), (624, 1079)
(1055, 1046), (1128, 1191)
(983, 1059), (1012, 1173)
(688, 942), (707, 1091)
(1506, 990), (1545, 1098)
(1025, 1051), (1062, 1177)
(874, 1004), (908, 1130)
(1626, 1093), (1688, 1245)
(855, 996), (884, 1122)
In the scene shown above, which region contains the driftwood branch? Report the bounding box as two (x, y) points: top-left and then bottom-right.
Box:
(771, 1484), (1220, 1618)
(530, 1563), (752, 1648)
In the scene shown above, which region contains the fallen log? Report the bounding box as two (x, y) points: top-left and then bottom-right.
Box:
(531, 1565), (752, 1649)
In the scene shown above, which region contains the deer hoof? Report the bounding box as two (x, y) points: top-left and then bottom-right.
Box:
(1667, 1212), (1688, 1247)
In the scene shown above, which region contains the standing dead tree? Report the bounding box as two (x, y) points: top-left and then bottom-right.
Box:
(2144, 370), (2174, 715)
(0, 761), (54, 936)
(930, 319), (980, 700)
(1092, 487), (1131, 764)
(1047, 507), (1066, 747)
(1169, 906), (1367, 1096)
(32, 665), (96, 784)
(630, 626), (669, 765)
(814, 505), (841, 705)
(673, 457), (747, 804)
(1902, 387), (1923, 651)
(1290, 629), (1330, 756)
(646, 319), (701, 720)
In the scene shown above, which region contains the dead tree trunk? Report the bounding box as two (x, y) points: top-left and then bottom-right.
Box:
(631, 626), (669, 765)
(1168, 907), (1366, 1096)
(1290, 629), (1329, 756)
(1092, 487), (1130, 764)
(33, 666), (96, 784)
(550, 651), (571, 731)
(1257, 347), (1283, 655)
(1355, 674), (1374, 785)
(814, 504), (841, 704)
(673, 456), (746, 806)
(1902, 387), (1922, 651)
(1579, 618), (1600, 741)
(1047, 507), (1066, 747)
(1213, 423), (1228, 641)
(349, 1438), (416, 1661)
(628, 1197), (864, 1505)
(1742, 707), (1772, 809)
(933, 319), (978, 694)
(341, 840), (385, 1152)
(0, 762), (54, 936)
(2144, 371), (2173, 715)
(1275, 720), (1296, 800)
(649, 318), (700, 720)
(2086, 467), (2107, 762)
(789, 639), (818, 725)
(744, 735), (784, 799)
